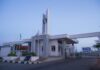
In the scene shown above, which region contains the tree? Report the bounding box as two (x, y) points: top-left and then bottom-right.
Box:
(93, 43), (100, 51)
(93, 43), (100, 66)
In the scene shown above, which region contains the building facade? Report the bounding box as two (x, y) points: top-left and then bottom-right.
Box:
(1, 10), (77, 57)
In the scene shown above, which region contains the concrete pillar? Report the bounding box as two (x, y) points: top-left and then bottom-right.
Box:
(71, 44), (76, 58)
(37, 39), (40, 56)
(10, 44), (15, 52)
(62, 40), (67, 57)
(31, 37), (36, 53)
(42, 35), (49, 57)
(26, 42), (31, 52)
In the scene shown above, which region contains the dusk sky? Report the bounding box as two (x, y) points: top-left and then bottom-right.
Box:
(0, 0), (100, 51)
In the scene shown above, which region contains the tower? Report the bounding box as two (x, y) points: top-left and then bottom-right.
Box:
(42, 9), (48, 35)
(42, 9), (50, 57)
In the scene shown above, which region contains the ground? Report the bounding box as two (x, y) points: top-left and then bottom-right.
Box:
(0, 58), (95, 70)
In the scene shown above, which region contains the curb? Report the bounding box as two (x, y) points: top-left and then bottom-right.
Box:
(2, 60), (41, 64)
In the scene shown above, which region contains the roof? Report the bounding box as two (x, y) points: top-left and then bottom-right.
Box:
(3, 34), (78, 45)
(50, 34), (69, 39)
(50, 34), (78, 43)
(70, 32), (100, 39)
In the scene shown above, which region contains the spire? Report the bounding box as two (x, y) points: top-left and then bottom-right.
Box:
(42, 9), (49, 35)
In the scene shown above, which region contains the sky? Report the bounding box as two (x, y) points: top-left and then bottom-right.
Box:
(0, 0), (100, 51)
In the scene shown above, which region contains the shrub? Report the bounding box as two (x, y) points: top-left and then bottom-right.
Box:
(0, 57), (3, 62)
(93, 43), (100, 50)
(22, 52), (36, 56)
(8, 51), (16, 56)
(0, 57), (2, 59)
(30, 52), (36, 56)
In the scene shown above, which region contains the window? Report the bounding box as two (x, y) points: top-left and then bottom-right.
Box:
(51, 46), (56, 52)
(42, 46), (43, 52)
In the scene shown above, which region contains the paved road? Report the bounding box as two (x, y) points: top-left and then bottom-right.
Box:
(0, 58), (95, 70)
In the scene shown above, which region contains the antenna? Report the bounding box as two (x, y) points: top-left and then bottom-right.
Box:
(20, 33), (22, 40)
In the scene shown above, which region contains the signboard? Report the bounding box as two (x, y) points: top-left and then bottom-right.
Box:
(82, 47), (91, 53)
(15, 45), (29, 50)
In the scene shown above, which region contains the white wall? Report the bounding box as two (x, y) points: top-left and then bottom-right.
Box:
(50, 40), (59, 56)
(0, 47), (11, 57)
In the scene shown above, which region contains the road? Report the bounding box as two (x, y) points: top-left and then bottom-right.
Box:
(0, 58), (95, 70)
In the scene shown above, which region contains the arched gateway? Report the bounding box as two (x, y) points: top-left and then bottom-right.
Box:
(2, 10), (100, 58)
